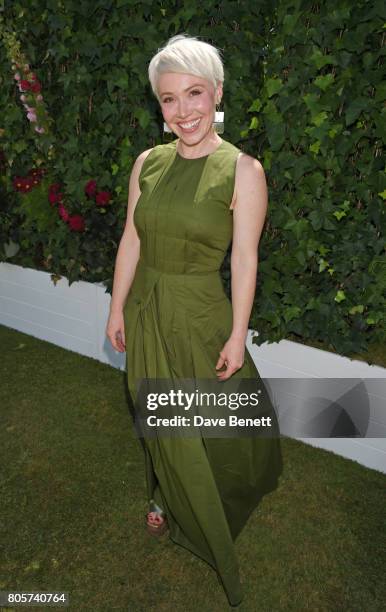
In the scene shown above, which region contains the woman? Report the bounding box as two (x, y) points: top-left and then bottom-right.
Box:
(106, 34), (283, 607)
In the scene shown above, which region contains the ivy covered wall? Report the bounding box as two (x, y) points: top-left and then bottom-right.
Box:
(0, 0), (384, 357)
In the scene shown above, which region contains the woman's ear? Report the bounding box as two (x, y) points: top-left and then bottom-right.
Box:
(216, 82), (223, 105)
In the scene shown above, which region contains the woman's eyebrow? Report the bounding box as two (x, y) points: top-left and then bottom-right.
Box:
(160, 84), (203, 96)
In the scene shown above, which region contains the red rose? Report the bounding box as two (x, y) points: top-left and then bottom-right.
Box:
(49, 192), (61, 204)
(20, 179), (33, 193)
(30, 81), (41, 93)
(95, 191), (111, 206)
(28, 168), (46, 177)
(30, 73), (37, 81)
(68, 214), (85, 232)
(48, 183), (63, 204)
(85, 179), (97, 197)
(12, 176), (24, 191)
(58, 203), (70, 222)
(19, 80), (31, 91)
(12, 176), (33, 192)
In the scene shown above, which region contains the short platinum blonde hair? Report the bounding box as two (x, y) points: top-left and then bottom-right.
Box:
(148, 34), (224, 102)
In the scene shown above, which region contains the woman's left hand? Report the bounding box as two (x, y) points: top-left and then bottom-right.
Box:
(215, 335), (246, 381)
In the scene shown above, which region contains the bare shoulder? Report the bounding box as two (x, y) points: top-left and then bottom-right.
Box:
(230, 152), (266, 210)
(133, 147), (154, 174)
(237, 152), (265, 178)
(128, 148), (154, 196)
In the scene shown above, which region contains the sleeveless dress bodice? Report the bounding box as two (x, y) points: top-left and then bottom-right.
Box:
(123, 138), (283, 607)
(134, 138), (234, 274)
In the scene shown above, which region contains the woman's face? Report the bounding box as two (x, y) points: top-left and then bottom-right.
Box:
(158, 72), (222, 143)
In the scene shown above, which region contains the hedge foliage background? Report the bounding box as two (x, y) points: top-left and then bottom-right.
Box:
(0, 0), (385, 358)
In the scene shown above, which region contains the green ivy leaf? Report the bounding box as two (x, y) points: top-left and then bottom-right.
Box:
(378, 189), (386, 200)
(333, 211), (346, 221)
(265, 77), (283, 98)
(335, 290), (346, 303)
(248, 98), (262, 112)
(345, 98), (367, 126)
(309, 141), (321, 154)
(349, 305), (364, 315)
(314, 74), (335, 91)
(318, 258), (329, 273)
(283, 305), (302, 322)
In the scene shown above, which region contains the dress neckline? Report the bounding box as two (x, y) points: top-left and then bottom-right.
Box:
(174, 138), (224, 160)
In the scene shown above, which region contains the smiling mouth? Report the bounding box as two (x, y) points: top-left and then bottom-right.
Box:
(178, 118), (201, 130)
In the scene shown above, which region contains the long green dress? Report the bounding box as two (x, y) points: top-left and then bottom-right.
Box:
(123, 137), (283, 606)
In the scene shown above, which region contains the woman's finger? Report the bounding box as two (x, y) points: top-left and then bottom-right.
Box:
(215, 352), (226, 370)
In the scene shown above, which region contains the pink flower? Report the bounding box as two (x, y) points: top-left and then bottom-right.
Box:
(68, 214), (85, 232)
(36, 94), (43, 102)
(95, 191), (111, 206)
(14, 72), (21, 81)
(58, 203), (70, 221)
(34, 126), (45, 134)
(27, 112), (37, 122)
(20, 94), (27, 102)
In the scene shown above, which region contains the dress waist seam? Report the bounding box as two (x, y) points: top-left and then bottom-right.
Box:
(138, 260), (220, 278)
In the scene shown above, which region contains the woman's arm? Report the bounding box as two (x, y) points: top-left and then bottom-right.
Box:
(215, 154), (268, 380)
(106, 148), (152, 351)
(230, 155), (268, 340)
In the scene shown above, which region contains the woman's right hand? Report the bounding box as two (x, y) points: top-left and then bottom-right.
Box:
(106, 310), (126, 352)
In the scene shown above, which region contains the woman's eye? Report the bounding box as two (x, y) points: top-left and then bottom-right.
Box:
(162, 90), (201, 104)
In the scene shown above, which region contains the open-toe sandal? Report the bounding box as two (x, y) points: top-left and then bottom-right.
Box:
(146, 510), (168, 537)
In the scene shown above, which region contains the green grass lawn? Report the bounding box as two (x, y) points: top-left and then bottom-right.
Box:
(0, 324), (385, 611)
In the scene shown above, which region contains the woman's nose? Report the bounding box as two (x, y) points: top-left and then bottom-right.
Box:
(177, 98), (191, 118)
